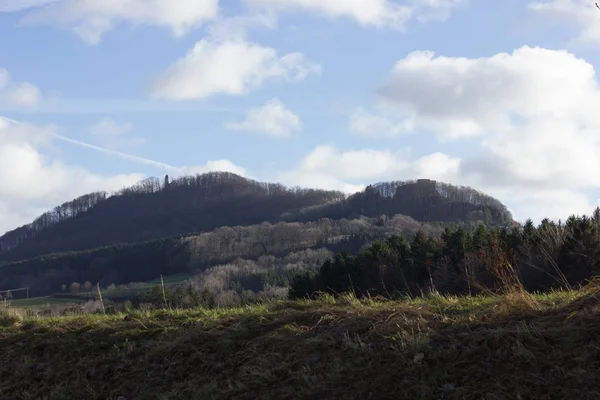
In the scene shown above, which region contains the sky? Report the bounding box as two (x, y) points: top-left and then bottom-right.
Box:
(1, 0), (600, 234)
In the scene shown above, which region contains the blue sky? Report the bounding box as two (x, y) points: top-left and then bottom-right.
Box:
(1, 0), (600, 234)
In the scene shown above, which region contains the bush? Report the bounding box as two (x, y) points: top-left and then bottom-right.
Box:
(0, 311), (20, 327)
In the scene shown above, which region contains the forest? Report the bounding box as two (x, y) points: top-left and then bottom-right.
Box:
(289, 211), (600, 301)
(0, 214), (455, 298)
(0, 172), (512, 262)
(98, 210), (600, 310)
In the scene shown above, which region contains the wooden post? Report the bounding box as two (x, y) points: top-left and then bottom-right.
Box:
(160, 275), (169, 310)
(96, 283), (106, 315)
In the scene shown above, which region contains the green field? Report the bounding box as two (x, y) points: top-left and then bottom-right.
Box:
(145, 273), (192, 285)
(68, 273), (192, 298)
(0, 287), (598, 399)
(4, 273), (193, 308)
(8, 296), (86, 308)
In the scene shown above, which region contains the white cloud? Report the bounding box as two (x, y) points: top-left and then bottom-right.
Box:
(0, 116), (144, 233)
(245, 0), (466, 29)
(0, 116), (251, 234)
(151, 39), (321, 100)
(17, 0), (220, 45)
(377, 46), (600, 188)
(246, 0), (412, 29)
(413, 0), (467, 22)
(276, 45), (600, 223)
(364, 45), (600, 221)
(6, 82), (41, 107)
(528, 0), (600, 45)
(492, 189), (595, 224)
(181, 160), (248, 178)
(0, 69), (44, 108)
(349, 107), (412, 137)
(89, 117), (145, 150)
(277, 144), (460, 195)
(205, 11), (277, 41)
(298, 145), (404, 181)
(225, 98), (301, 138)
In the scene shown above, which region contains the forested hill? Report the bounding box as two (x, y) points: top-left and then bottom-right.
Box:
(0, 173), (513, 262)
(0, 172), (344, 262)
(357, 179), (512, 223)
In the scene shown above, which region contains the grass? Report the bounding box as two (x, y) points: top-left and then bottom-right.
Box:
(8, 296), (86, 308)
(67, 273), (192, 300)
(146, 273), (192, 285)
(1, 286), (600, 399)
(9, 272), (195, 307)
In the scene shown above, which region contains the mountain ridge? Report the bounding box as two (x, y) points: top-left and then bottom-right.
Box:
(0, 172), (513, 263)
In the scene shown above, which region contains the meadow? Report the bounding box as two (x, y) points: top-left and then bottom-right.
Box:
(1, 283), (599, 399)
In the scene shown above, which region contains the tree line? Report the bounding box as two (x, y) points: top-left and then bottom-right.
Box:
(290, 210), (600, 299)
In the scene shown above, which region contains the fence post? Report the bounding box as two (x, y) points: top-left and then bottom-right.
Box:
(96, 283), (106, 315)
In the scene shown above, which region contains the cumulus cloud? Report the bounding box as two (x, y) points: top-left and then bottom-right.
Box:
(276, 45), (600, 223)
(246, 0), (412, 29)
(16, 0), (220, 45)
(528, 0), (600, 45)
(225, 98), (301, 138)
(245, 0), (466, 29)
(205, 11), (277, 41)
(277, 144), (460, 195)
(0, 116), (252, 233)
(181, 160), (248, 178)
(297, 145), (405, 181)
(0, 116), (144, 233)
(151, 39), (321, 100)
(357, 45), (600, 221)
(89, 117), (145, 150)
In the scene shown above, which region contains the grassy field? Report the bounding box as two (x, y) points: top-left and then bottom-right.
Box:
(7, 273), (194, 307)
(8, 296), (86, 308)
(1, 284), (600, 399)
(73, 273), (192, 299)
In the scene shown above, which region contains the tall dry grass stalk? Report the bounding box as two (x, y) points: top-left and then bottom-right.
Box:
(478, 237), (540, 312)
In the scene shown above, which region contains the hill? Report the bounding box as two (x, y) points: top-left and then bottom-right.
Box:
(0, 172), (513, 262)
(0, 172), (345, 262)
(1, 287), (598, 399)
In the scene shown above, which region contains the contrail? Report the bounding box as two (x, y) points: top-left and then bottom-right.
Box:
(51, 133), (182, 172)
(2, 116), (182, 172)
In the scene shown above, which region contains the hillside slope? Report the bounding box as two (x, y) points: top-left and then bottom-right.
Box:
(0, 173), (513, 263)
(0, 172), (344, 262)
(0, 214), (441, 297)
(0, 289), (598, 399)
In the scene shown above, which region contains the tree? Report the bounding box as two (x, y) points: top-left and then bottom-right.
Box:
(70, 282), (81, 294)
(83, 281), (93, 291)
(472, 224), (489, 250)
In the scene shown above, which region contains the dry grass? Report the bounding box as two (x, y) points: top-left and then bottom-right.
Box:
(0, 286), (599, 400)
